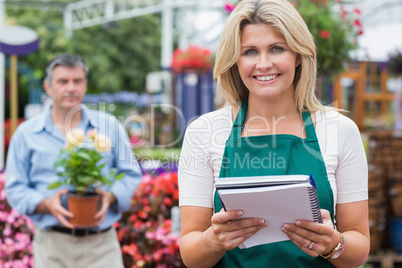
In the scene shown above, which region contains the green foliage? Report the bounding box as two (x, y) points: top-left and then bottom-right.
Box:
(48, 129), (124, 194)
(6, 8), (69, 77)
(5, 7), (162, 93)
(49, 147), (122, 194)
(293, 0), (360, 76)
(134, 148), (181, 161)
(67, 16), (162, 93)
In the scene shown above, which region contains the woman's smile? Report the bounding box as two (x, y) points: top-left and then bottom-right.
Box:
(254, 74), (280, 82)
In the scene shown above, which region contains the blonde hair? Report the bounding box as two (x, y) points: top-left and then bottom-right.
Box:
(214, 0), (325, 112)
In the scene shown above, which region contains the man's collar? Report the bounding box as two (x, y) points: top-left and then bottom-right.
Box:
(31, 105), (51, 133)
(80, 104), (99, 129)
(31, 103), (98, 133)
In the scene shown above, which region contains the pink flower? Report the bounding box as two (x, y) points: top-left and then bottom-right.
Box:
(224, 3), (236, 13)
(320, 30), (330, 39)
(340, 5), (347, 19)
(354, 19), (362, 27)
(0, 211), (8, 221)
(0, 189), (6, 200)
(354, 8), (361, 15)
(12, 259), (25, 268)
(3, 226), (12, 236)
(152, 250), (163, 262)
(145, 231), (155, 240)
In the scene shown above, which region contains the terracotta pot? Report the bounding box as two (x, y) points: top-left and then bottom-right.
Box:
(67, 191), (100, 227)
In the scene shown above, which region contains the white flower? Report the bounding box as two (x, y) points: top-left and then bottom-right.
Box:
(65, 128), (85, 149)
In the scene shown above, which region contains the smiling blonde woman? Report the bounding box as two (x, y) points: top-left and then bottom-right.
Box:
(178, 0), (370, 267)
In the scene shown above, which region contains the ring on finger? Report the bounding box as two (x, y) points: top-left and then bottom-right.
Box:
(308, 241), (314, 250)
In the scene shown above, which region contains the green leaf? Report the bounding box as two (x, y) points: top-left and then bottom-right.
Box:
(76, 151), (92, 161)
(115, 172), (125, 181)
(48, 181), (63, 189)
(108, 168), (117, 179)
(78, 176), (97, 185)
(90, 170), (100, 176)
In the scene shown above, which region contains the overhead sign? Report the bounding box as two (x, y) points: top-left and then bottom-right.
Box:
(0, 25), (40, 55)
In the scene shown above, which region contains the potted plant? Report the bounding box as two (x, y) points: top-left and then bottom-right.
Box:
(48, 128), (124, 227)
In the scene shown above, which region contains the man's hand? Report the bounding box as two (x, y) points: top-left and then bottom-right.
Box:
(94, 189), (116, 225)
(36, 189), (75, 229)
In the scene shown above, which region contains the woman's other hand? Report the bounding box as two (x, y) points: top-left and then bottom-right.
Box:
(281, 209), (338, 257)
(211, 209), (268, 250)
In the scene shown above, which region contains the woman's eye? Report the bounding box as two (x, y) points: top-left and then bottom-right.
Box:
(244, 49), (257, 55)
(271, 46), (284, 53)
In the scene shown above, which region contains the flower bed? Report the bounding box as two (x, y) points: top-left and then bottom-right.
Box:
(118, 171), (183, 268)
(0, 169), (183, 268)
(0, 170), (35, 267)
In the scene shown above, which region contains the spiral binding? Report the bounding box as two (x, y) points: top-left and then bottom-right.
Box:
(308, 187), (323, 223)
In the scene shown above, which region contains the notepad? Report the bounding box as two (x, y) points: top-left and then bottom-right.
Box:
(215, 174), (322, 249)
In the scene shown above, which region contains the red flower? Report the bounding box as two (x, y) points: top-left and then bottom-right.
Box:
(320, 30), (330, 39)
(354, 8), (361, 16)
(171, 46), (213, 73)
(354, 19), (362, 27)
(138, 210), (148, 219)
(118, 171), (182, 267)
(163, 197), (172, 206)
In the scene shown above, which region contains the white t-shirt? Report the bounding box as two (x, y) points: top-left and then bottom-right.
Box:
(178, 106), (368, 213)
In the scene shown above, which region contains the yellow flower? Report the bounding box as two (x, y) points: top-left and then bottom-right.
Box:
(65, 128), (85, 149)
(94, 133), (111, 152)
(87, 129), (98, 141)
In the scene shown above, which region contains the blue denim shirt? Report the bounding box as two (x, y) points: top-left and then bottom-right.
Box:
(5, 104), (142, 231)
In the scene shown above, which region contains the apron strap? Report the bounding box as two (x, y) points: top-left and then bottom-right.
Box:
(229, 100), (248, 139)
(302, 111), (318, 142)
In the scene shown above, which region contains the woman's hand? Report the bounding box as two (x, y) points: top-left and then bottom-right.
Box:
(210, 209), (268, 251)
(281, 209), (339, 257)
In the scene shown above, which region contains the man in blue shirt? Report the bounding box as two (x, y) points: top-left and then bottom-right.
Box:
(5, 54), (142, 267)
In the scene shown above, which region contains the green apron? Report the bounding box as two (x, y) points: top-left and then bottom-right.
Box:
(213, 100), (335, 267)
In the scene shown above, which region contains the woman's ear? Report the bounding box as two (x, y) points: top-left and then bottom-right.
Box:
(296, 54), (301, 67)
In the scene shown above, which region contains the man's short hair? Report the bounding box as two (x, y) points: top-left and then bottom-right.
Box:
(44, 54), (89, 85)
